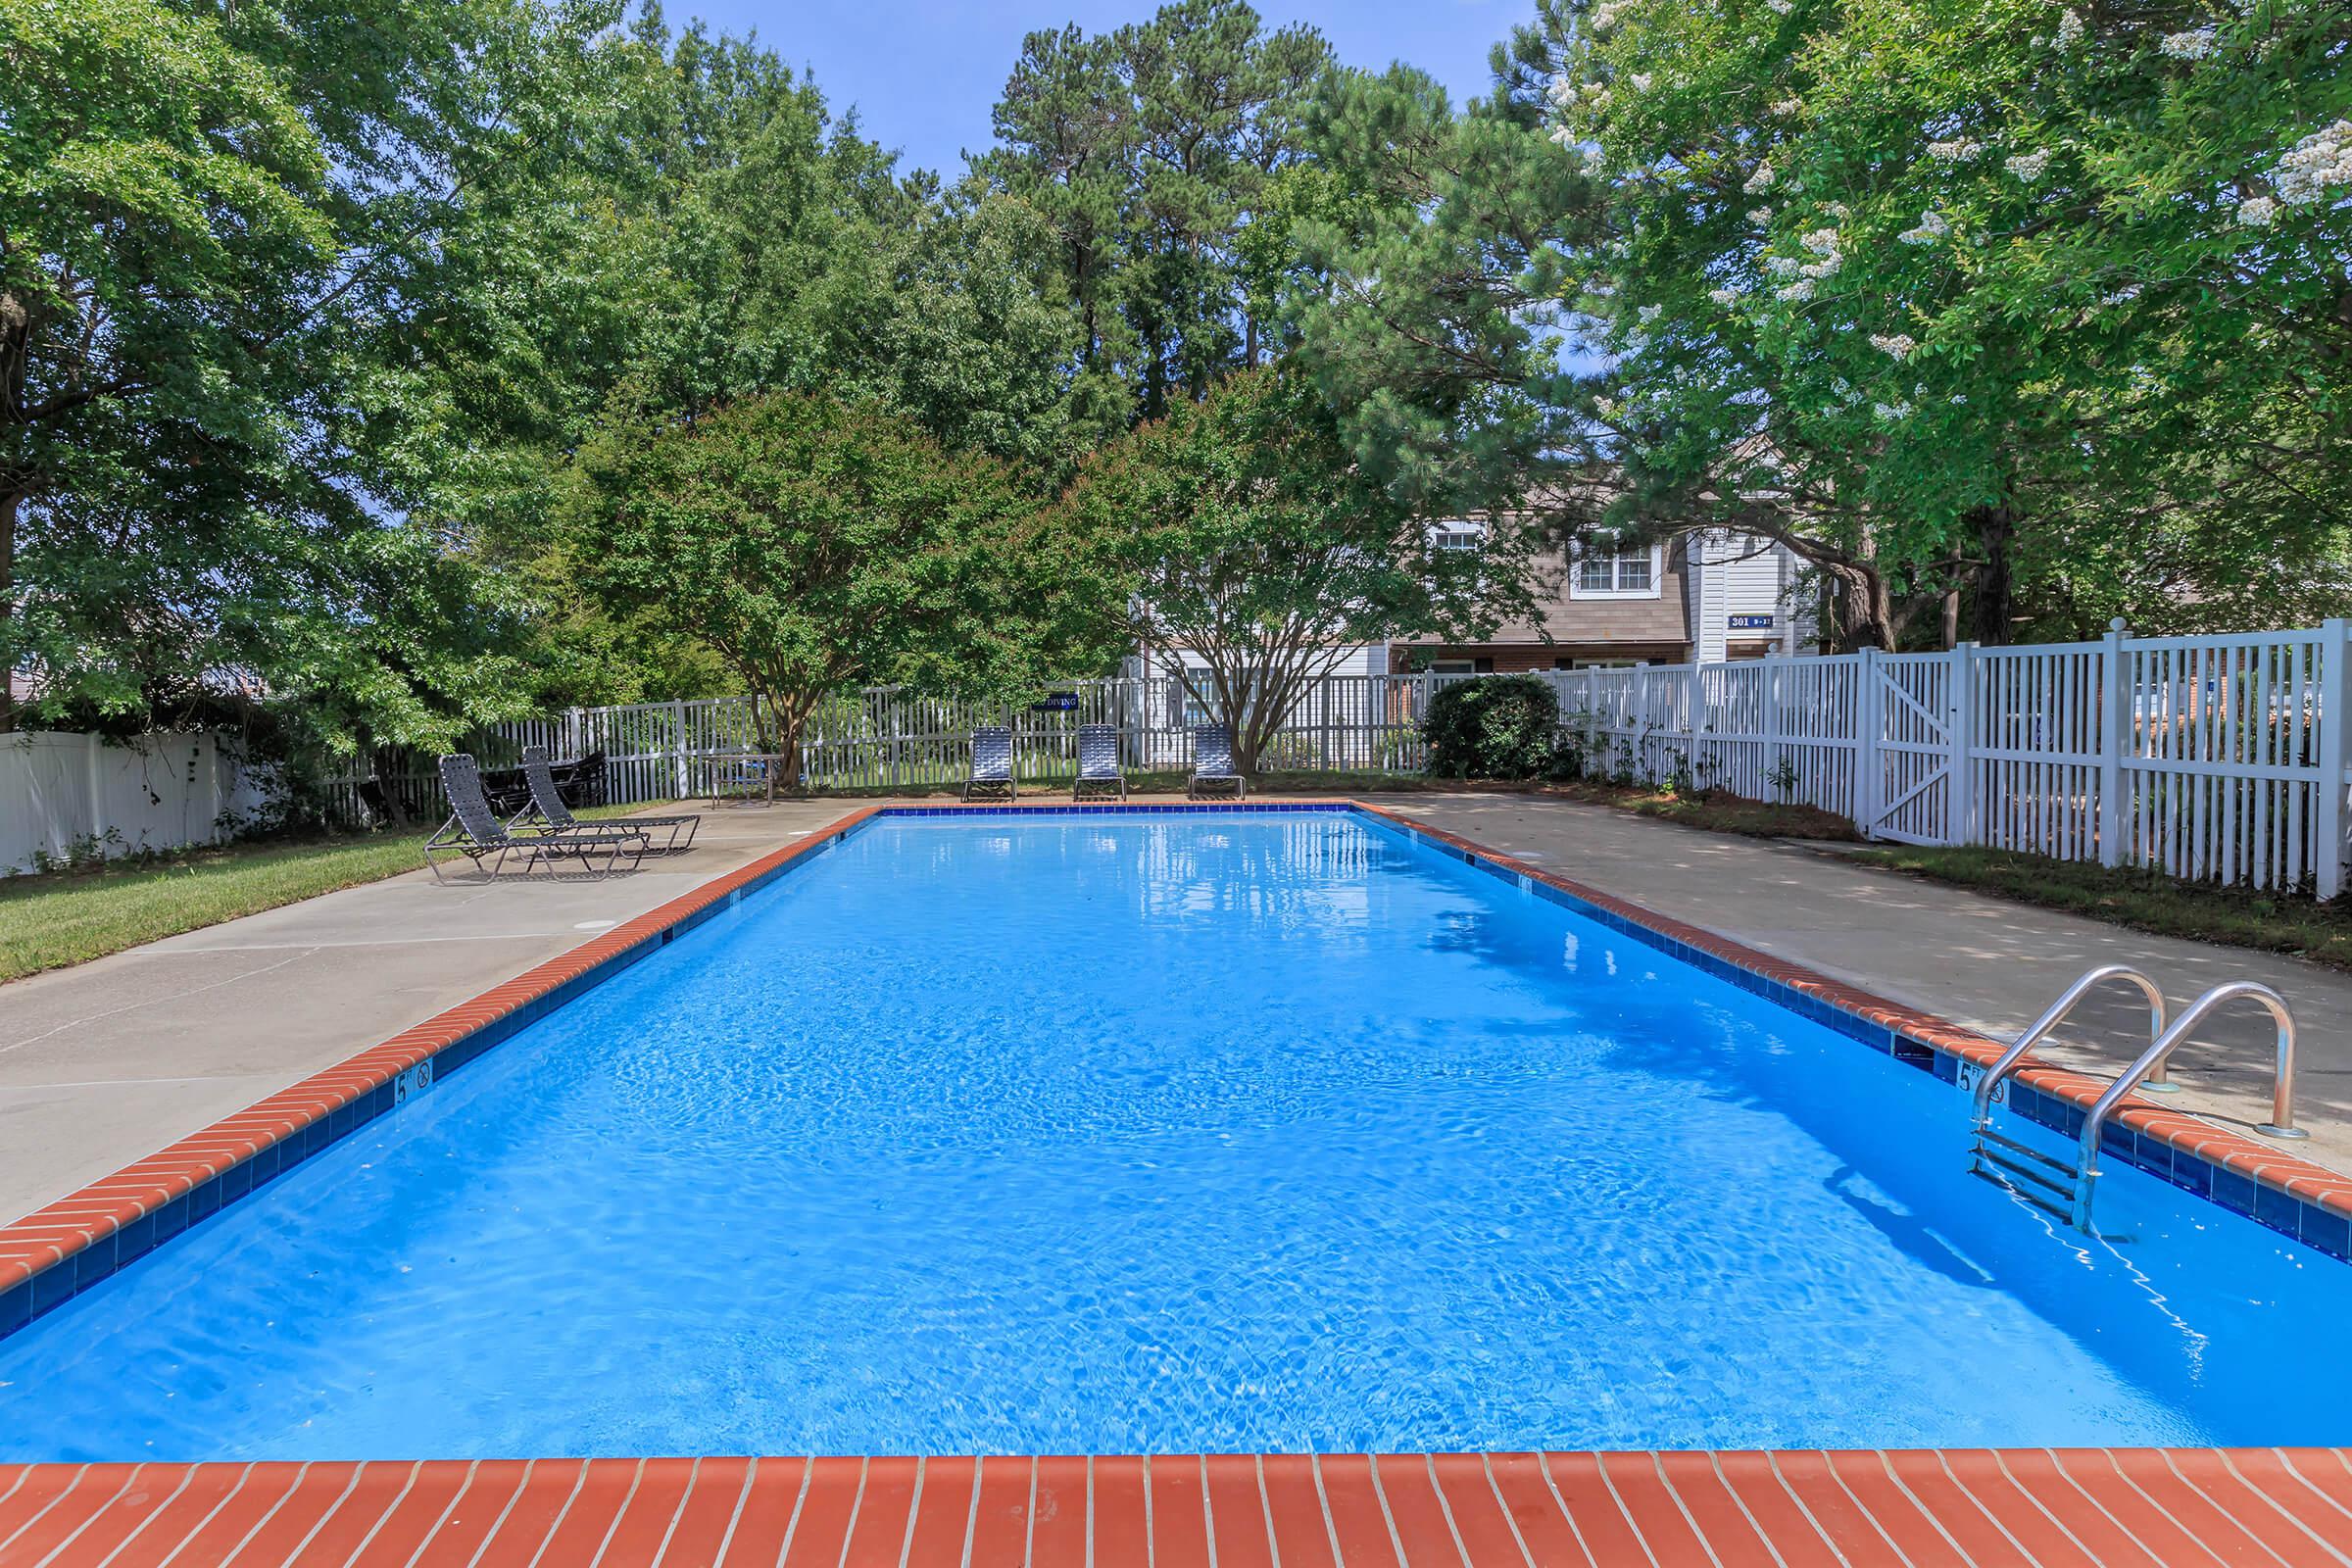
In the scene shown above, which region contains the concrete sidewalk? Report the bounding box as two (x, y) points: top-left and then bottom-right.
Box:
(1373, 792), (2352, 1173)
(6, 791), (2350, 1226)
(0, 802), (851, 1223)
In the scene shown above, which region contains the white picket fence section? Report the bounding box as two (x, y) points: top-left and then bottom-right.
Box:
(319, 618), (2352, 899)
(1554, 620), (2352, 897)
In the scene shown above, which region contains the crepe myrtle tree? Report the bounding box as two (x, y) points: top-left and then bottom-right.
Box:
(574, 390), (1114, 788)
(1058, 367), (1544, 777)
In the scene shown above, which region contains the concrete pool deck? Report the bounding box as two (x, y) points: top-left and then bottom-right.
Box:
(3, 790), (2351, 1223)
(0, 801), (854, 1225)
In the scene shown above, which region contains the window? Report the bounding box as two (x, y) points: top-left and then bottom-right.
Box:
(1571, 546), (1661, 599)
(1431, 522), (1482, 552)
(1427, 659), (1478, 675)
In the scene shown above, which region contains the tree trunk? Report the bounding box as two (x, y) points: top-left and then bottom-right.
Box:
(772, 716), (806, 797)
(1826, 563), (1894, 652)
(1941, 586), (1960, 651)
(1970, 505), (2016, 646)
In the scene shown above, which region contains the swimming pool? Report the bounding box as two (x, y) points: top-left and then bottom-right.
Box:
(1, 808), (2346, 1461)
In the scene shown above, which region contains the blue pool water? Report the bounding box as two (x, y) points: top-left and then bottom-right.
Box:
(2, 810), (2347, 1460)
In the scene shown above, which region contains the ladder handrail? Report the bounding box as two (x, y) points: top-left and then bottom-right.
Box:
(2072, 980), (2304, 1227)
(1970, 965), (2167, 1134)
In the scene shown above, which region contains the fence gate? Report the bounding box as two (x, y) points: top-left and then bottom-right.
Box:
(1863, 651), (1960, 845)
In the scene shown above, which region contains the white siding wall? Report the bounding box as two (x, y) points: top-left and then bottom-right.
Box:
(1132, 644), (1387, 679)
(1686, 531), (1813, 662)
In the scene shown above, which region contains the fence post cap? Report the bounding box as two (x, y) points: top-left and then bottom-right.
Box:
(2109, 617), (2128, 633)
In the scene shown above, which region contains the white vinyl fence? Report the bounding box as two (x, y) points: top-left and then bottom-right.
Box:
(2, 731), (266, 875)
(323, 617), (2352, 900)
(1558, 620), (2352, 897)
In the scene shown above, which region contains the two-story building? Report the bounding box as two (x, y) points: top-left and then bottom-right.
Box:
(1390, 527), (1816, 673)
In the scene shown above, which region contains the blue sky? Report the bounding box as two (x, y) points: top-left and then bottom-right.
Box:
(677, 0), (1536, 177)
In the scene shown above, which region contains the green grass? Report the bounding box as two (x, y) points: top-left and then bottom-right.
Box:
(0, 802), (675, 985)
(1850, 844), (2352, 972)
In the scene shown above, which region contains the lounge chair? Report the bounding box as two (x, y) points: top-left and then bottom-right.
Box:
(1188, 723), (1248, 801)
(1073, 722), (1127, 802)
(965, 726), (1018, 802)
(517, 745), (700, 853)
(422, 754), (651, 882)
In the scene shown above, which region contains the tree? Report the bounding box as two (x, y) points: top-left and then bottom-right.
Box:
(445, 12), (1097, 707)
(980, 0), (1334, 432)
(1290, 58), (1600, 522)
(1056, 368), (1543, 776)
(1530, 0), (2352, 644)
(0, 0), (607, 745)
(572, 392), (1111, 785)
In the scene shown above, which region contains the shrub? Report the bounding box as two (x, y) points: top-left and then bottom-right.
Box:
(1422, 674), (1562, 778)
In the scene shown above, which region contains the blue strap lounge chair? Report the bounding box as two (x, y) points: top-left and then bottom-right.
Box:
(423, 754), (651, 882)
(1073, 722), (1127, 802)
(1188, 724), (1248, 801)
(965, 725), (1017, 802)
(518, 745), (700, 853)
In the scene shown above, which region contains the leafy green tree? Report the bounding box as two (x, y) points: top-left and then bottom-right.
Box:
(443, 12), (1095, 705)
(573, 392), (1112, 785)
(982, 0), (1333, 431)
(1537, 0), (2352, 643)
(1056, 368), (1543, 776)
(0, 0), (602, 745)
(1290, 59), (1600, 521)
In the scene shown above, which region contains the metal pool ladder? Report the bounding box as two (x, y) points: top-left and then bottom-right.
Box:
(1968, 967), (2306, 1233)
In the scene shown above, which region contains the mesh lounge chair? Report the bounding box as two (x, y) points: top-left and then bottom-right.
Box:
(517, 745), (700, 853)
(1073, 722), (1127, 802)
(964, 726), (1018, 802)
(1188, 723), (1248, 801)
(422, 754), (651, 883)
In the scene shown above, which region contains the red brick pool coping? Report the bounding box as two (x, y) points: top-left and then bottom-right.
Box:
(6, 799), (2352, 1565)
(7, 1448), (2352, 1567)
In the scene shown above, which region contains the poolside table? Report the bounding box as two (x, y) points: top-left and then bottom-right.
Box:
(704, 753), (790, 807)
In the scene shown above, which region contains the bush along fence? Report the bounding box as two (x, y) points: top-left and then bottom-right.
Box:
(330, 618), (2352, 899)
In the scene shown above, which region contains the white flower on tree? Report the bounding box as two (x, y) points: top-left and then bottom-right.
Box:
(1638, 303), (1663, 322)
(2278, 121), (2352, 205)
(1771, 97), (1803, 117)
(2236, 195), (2278, 226)
(1766, 0), (1793, 14)
(1628, 73), (1654, 92)
(1899, 209), (1951, 244)
(2054, 8), (2085, 47)
(1745, 162), (1778, 193)
(2159, 27), (2217, 59)
(1766, 256), (1802, 275)
(1870, 333), (1918, 359)
(1927, 138), (1984, 162)
(1800, 226), (1839, 254)
(2004, 149), (2052, 181)
(1590, 0), (1632, 32)
(1747, 207), (1774, 224)
(1873, 401), (1914, 420)
(1775, 278), (1815, 302)
(1709, 286), (1744, 304)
